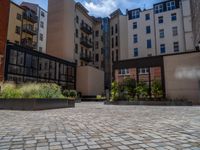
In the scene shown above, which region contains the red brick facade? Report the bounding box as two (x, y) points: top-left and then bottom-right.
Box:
(0, 0), (10, 81)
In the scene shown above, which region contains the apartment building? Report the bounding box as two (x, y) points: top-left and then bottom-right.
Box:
(127, 0), (198, 59)
(7, 2), (38, 50)
(0, 0), (10, 81)
(6, 1), (47, 53)
(21, 2), (48, 53)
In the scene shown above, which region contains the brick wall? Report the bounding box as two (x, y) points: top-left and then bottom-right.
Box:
(0, 0), (10, 81)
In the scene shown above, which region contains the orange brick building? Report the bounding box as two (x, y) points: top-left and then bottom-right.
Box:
(0, 0), (10, 81)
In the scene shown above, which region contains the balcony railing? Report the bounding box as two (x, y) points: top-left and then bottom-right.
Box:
(22, 24), (37, 35)
(80, 22), (93, 34)
(21, 38), (37, 50)
(23, 11), (38, 23)
(80, 53), (93, 62)
(80, 37), (93, 48)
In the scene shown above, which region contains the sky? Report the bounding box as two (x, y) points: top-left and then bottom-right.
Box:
(12, 0), (163, 17)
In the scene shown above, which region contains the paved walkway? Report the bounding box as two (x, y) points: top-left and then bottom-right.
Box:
(0, 102), (200, 150)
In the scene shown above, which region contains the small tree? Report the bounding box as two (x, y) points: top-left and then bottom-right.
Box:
(152, 80), (163, 98)
(111, 81), (119, 101)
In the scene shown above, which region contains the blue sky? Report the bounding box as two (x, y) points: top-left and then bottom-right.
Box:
(12, 0), (162, 17)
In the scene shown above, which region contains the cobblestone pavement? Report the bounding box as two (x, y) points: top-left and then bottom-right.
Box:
(0, 102), (200, 150)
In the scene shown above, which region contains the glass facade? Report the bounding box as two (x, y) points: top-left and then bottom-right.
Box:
(5, 43), (76, 89)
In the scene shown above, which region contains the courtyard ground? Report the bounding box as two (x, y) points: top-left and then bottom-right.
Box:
(0, 102), (200, 150)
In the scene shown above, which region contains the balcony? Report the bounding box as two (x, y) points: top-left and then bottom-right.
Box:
(21, 38), (37, 50)
(80, 22), (93, 34)
(23, 11), (38, 23)
(80, 53), (93, 62)
(80, 37), (93, 48)
(22, 24), (37, 35)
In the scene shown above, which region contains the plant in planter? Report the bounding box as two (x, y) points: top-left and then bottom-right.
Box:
(0, 83), (22, 98)
(135, 81), (149, 99)
(151, 80), (163, 99)
(111, 81), (120, 101)
(122, 78), (136, 99)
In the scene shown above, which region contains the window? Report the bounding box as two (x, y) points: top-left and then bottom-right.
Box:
(155, 4), (163, 13)
(95, 30), (99, 37)
(133, 22), (137, 29)
(41, 11), (45, 17)
(158, 16), (163, 24)
(112, 38), (114, 48)
(167, 1), (176, 11)
(40, 33), (43, 41)
(146, 26), (151, 34)
(133, 34), (138, 43)
(173, 42), (179, 52)
(75, 29), (78, 37)
(145, 14), (150, 20)
(16, 13), (21, 20)
(95, 54), (99, 62)
(139, 68), (149, 75)
(95, 41), (99, 49)
(171, 13), (177, 21)
(15, 26), (21, 35)
(133, 48), (138, 57)
(159, 29), (164, 38)
(119, 69), (129, 75)
(132, 10), (140, 19)
(147, 40), (152, 49)
(160, 44), (165, 54)
(112, 51), (114, 62)
(111, 26), (114, 35)
(40, 21), (44, 28)
(172, 26), (178, 36)
(115, 36), (118, 46)
(115, 24), (118, 33)
(75, 44), (78, 53)
(116, 49), (119, 61)
(76, 16), (79, 24)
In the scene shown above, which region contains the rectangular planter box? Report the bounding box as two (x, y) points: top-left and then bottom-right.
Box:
(0, 99), (75, 110)
(105, 100), (193, 106)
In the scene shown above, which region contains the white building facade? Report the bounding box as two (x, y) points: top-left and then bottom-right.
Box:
(127, 0), (196, 59)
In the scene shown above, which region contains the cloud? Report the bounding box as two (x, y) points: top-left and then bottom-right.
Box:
(76, 0), (163, 17)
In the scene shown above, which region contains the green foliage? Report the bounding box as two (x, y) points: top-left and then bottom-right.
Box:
(122, 78), (136, 98)
(63, 89), (70, 97)
(111, 81), (119, 101)
(151, 80), (163, 98)
(96, 95), (106, 100)
(135, 82), (149, 99)
(0, 83), (67, 99)
(0, 83), (22, 98)
(69, 90), (77, 98)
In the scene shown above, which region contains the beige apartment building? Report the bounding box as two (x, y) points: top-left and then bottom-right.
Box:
(7, 2), (38, 50)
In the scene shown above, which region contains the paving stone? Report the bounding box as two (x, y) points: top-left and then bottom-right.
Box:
(0, 102), (199, 150)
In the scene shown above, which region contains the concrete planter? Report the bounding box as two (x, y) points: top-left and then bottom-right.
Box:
(105, 100), (193, 106)
(0, 98), (75, 110)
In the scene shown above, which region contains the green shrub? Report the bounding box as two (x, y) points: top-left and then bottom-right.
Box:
(0, 83), (22, 98)
(111, 81), (119, 101)
(122, 78), (136, 98)
(19, 83), (40, 98)
(96, 95), (106, 100)
(151, 80), (163, 98)
(69, 90), (77, 98)
(63, 89), (70, 97)
(135, 82), (149, 99)
(38, 83), (64, 99)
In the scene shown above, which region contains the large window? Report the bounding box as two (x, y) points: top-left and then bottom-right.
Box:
(172, 26), (178, 36)
(133, 48), (138, 57)
(167, 1), (176, 11)
(133, 22), (137, 29)
(119, 69), (129, 75)
(132, 10), (140, 19)
(147, 40), (152, 49)
(133, 34), (138, 43)
(160, 44), (166, 54)
(173, 42), (179, 52)
(159, 29), (164, 38)
(146, 26), (151, 34)
(155, 4), (164, 13)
